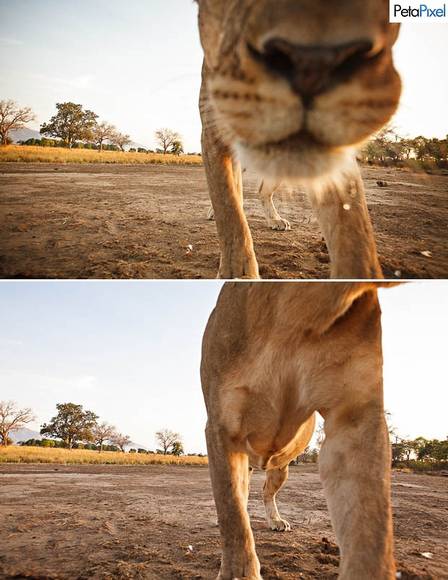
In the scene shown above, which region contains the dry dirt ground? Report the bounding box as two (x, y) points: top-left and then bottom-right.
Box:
(0, 464), (447, 579)
(0, 163), (447, 279)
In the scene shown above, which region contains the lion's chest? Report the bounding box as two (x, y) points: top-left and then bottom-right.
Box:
(219, 345), (312, 465)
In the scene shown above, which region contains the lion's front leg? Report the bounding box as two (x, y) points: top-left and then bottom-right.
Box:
(307, 160), (383, 279)
(200, 67), (259, 279)
(319, 401), (395, 579)
(202, 128), (259, 279)
(206, 423), (262, 580)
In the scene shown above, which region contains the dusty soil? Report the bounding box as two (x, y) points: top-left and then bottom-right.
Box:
(0, 464), (447, 579)
(0, 163), (447, 279)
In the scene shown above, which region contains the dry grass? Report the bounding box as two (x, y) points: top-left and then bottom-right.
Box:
(0, 145), (202, 165)
(0, 445), (208, 466)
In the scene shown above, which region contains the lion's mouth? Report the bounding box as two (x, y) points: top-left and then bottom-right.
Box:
(251, 129), (328, 153)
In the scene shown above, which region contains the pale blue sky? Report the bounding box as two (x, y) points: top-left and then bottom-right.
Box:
(0, 282), (446, 453)
(0, 1), (447, 152)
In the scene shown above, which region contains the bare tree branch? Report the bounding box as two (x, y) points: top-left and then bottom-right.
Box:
(155, 428), (182, 455)
(154, 128), (182, 154)
(110, 432), (131, 452)
(0, 100), (35, 145)
(0, 400), (35, 446)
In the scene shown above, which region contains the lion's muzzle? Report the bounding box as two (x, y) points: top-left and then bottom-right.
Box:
(248, 38), (375, 107)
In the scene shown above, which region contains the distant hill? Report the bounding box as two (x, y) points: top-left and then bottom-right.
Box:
(9, 127), (42, 143)
(9, 428), (42, 444)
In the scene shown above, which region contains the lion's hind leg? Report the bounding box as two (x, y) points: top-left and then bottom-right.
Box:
(259, 180), (291, 231)
(207, 205), (215, 220)
(263, 465), (291, 531)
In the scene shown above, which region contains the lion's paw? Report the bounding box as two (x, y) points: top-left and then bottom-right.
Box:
(269, 218), (291, 231)
(269, 518), (291, 532)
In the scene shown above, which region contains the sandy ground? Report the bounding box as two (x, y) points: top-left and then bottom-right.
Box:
(0, 464), (447, 579)
(0, 163), (447, 279)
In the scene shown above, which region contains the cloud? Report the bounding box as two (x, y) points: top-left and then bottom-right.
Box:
(0, 338), (24, 347)
(0, 369), (99, 395)
(71, 375), (97, 391)
(29, 73), (95, 90)
(0, 37), (24, 47)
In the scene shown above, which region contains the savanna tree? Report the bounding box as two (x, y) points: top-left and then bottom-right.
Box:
(110, 432), (131, 452)
(154, 128), (182, 155)
(155, 428), (182, 455)
(110, 130), (131, 152)
(92, 421), (117, 452)
(91, 121), (117, 151)
(171, 440), (184, 456)
(40, 102), (98, 148)
(0, 100), (35, 145)
(0, 400), (35, 446)
(40, 403), (98, 449)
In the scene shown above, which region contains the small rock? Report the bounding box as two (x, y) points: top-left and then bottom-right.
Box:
(420, 552), (434, 559)
(420, 251), (432, 258)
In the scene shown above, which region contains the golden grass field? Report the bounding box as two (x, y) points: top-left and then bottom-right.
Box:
(0, 445), (208, 466)
(0, 145), (202, 165)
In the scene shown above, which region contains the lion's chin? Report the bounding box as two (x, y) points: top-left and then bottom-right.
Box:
(235, 138), (357, 184)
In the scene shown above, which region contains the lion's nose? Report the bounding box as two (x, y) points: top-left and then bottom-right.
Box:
(250, 39), (373, 105)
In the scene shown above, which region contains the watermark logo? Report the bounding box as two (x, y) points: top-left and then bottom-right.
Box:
(390, 1), (448, 22)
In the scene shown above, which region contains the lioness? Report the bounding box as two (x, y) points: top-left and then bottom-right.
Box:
(208, 178), (291, 231)
(201, 282), (394, 579)
(197, 1), (401, 279)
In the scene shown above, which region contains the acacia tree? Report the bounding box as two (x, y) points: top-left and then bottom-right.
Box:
(92, 121), (117, 151)
(110, 130), (131, 152)
(0, 401), (35, 446)
(0, 100), (35, 145)
(170, 139), (184, 155)
(154, 128), (182, 154)
(110, 432), (131, 452)
(171, 440), (184, 456)
(40, 403), (98, 449)
(92, 421), (117, 452)
(155, 428), (182, 455)
(40, 102), (98, 148)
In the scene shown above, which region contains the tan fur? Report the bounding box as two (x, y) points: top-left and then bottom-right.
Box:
(196, 0), (401, 278)
(201, 282), (395, 579)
